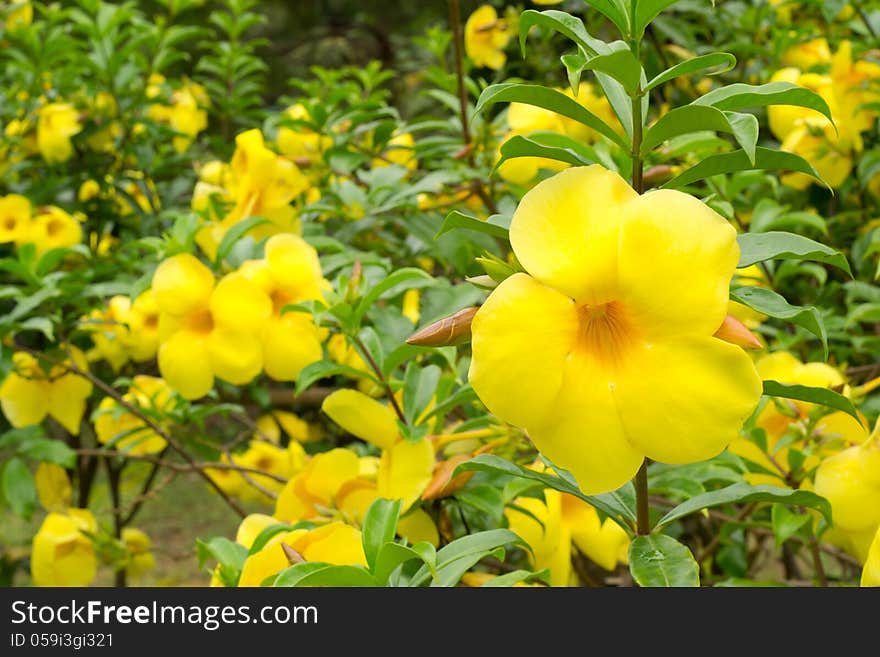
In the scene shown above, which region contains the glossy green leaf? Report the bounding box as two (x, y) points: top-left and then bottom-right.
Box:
(362, 498), (402, 572)
(274, 563), (379, 587)
(294, 360), (379, 396)
(729, 286), (827, 359)
(655, 482), (833, 530)
(662, 147), (824, 189)
(736, 231), (852, 276)
(373, 541), (437, 585)
(214, 216), (271, 265)
(476, 83), (629, 149)
(629, 535), (699, 587)
(771, 505), (812, 547)
(762, 380), (862, 426)
(581, 45), (643, 93)
(645, 52), (736, 92)
(642, 105), (750, 155)
(634, 0), (684, 35)
(1, 458), (36, 519)
(409, 529), (524, 587)
(481, 569), (550, 587)
(454, 454), (636, 533)
(497, 134), (594, 169)
(693, 82), (834, 126)
(436, 210), (511, 241)
(353, 268), (434, 323)
(518, 9), (601, 55)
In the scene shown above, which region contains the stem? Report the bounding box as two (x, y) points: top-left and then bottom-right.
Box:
(810, 536), (828, 587)
(630, 91), (644, 194)
(105, 459), (127, 588)
(353, 335), (407, 423)
(448, 0), (472, 158)
(634, 459), (650, 535)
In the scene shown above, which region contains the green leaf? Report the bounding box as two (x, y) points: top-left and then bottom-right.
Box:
(274, 563), (379, 587)
(436, 210), (511, 241)
(518, 9), (601, 56)
(634, 0), (684, 35)
(641, 105), (752, 157)
(654, 482), (833, 531)
(693, 82), (834, 126)
(481, 569), (550, 587)
(373, 541), (437, 585)
(1, 458), (36, 519)
(476, 83), (629, 149)
(247, 523), (295, 556)
(196, 537), (247, 587)
(455, 484), (506, 523)
(214, 216), (271, 265)
(409, 529), (524, 587)
(645, 52), (736, 92)
(729, 286), (827, 359)
(629, 535), (699, 587)
(662, 148), (825, 189)
(16, 438), (76, 467)
(497, 134), (593, 170)
(762, 380), (862, 426)
(582, 1), (630, 36)
(294, 360), (379, 396)
(454, 454), (636, 533)
(581, 45), (643, 93)
(353, 268), (434, 324)
(771, 505), (812, 547)
(362, 498), (401, 572)
(736, 231), (852, 277)
(402, 364), (441, 425)
(726, 112), (759, 164)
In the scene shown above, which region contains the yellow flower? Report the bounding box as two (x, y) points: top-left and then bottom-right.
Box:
(402, 289), (420, 324)
(237, 234), (326, 382)
(123, 290), (161, 362)
(767, 68), (832, 143)
(94, 376), (173, 455)
(862, 526), (880, 586)
(78, 179), (100, 202)
(780, 118), (852, 190)
(36, 102), (82, 164)
(0, 349), (92, 435)
(221, 439), (307, 504)
(374, 132), (417, 171)
(35, 462), (72, 512)
(26, 206), (82, 255)
(122, 528), (156, 579)
(506, 490), (572, 586)
(168, 81), (209, 152)
(469, 166), (763, 494)
(322, 389), (436, 510)
(0, 194), (31, 244)
(85, 295), (132, 371)
(781, 38), (831, 70)
(238, 521), (366, 587)
(31, 508), (97, 586)
(235, 513), (278, 549)
(560, 82), (623, 143)
(814, 438), (880, 563)
(153, 254), (271, 399)
(277, 104), (330, 161)
(561, 494), (630, 571)
(830, 41), (880, 150)
(5, 1), (33, 30)
(464, 5), (513, 70)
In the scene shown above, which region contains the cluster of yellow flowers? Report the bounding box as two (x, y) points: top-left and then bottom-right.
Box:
(0, 194), (82, 255)
(769, 40), (880, 189)
(146, 75), (210, 154)
(192, 129), (312, 260)
(150, 233), (326, 399)
(83, 291), (160, 371)
(29, 463), (155, 586)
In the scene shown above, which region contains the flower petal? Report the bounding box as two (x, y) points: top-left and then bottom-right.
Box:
(158, 330), (214, 399)
(617, 189), (739, 339)
(377, 438), (435, 510)
(265, 233), (324, 298)
(206, 328), (263, 385)
(261, 315), (322, 381)
(47, 371), (92, 435)
(322, 389), (399, 449)
(0, 373), (49, 428)
(152, 254), (214, 316)
(614, 336), (762, 464)
(526, 355), (644, 495)
(210, 272), (272, 333)
(509, 166), (636, 303)
(469, 272), (578, 429)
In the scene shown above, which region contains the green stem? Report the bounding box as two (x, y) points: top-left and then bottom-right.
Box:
(634, 459), (650, 535)
(448, 0), (473, 158)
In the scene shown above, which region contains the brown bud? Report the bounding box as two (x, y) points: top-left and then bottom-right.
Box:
(406, 306), (478, 347)
(281, 542), (305, 565)
(421, 454), (474, 501)
(714, 313), (763, 350)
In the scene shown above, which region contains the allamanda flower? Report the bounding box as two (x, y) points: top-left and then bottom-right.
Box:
(93, 376), (174, 455)
(469, 165), (763, 494)
(31, 508), (97, 587)
(36, 102), (81, 164)
(152, 254), (271, 399)
(464, 5), (514, 71)
(862, 526), (880, 586)
(0, 193), (30, 244)
(26, 205), (82, 255)
(0, 348), (92, 434)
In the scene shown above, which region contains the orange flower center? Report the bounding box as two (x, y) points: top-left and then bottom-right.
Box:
(185, 308), (214, 335)
(45, 218), (64, 237)
(575, 300), (639, 368)
(3, 216), (16, 231)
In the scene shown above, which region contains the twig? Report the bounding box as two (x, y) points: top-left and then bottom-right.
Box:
(352, 335), (406, 423)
